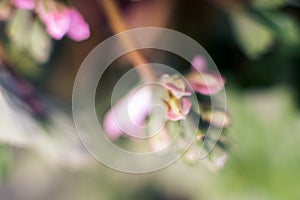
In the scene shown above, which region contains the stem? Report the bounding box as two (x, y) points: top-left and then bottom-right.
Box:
(0, 41), (6, 63)
(98, 0), (156, 82)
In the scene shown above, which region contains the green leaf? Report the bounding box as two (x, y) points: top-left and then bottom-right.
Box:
(6, 44), (41, 77)
(261, 11), (300, 46)
(0, 146), (12, 179)
(29, 20), (52, 63)
(6, 9), (52, 65)
(252, 0), (287, 10)
(6, 9), (32, 50)
(230, 11), (274, 60)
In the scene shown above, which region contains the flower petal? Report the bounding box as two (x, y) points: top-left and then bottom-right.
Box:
(37, 2), (72, 40)
(166, 96), (191, 121)
(102, 109), (123, 140)
(191, 55), (207, 72)
(67, 9), (90, 41)
(180, 97), (192, 116)
(167, 109), (182, 121)
(103, 86), (152, 140)
(161, 74), (191, 98)
(188, 72), (225, 95)
(13, 0), (35, 10)
(165, 94), (182, 121)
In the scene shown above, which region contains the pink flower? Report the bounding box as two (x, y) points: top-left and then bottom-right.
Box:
(160, 74), (191, 98)
(187, 72), (225, 95)
(191, 55), (207, 73)
(37, 2), (72, 40)
(161, 75), (192, 121)
(103, 87), (152, 140)
(36, 2), (90, 41)
(67, 9), (90, 41)
(187, 55), (225, 95)
(12, 0), (35, 10)
(164, 96), (192, 121)
(103, 75), (193, 139)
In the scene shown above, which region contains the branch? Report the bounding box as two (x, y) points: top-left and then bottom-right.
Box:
(98, 0), (156, 82)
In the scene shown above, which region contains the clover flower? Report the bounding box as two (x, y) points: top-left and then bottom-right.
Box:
(36, 1), (72, 40)
(160, 74), (192, 121)
(103, 75), (192, 139)
(103, 86), (152, 140)
(11, 0), (90, 41)
(102, 55), (230, 169)
(187, 72), (225, 95)
(103, 56), (227, 138)
(67, 8), (91, 41)
(37, 1), (90, 41)
(187, 55), (225, 95)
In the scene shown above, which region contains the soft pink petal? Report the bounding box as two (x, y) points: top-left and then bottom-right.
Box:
(191, 55), (207, 72)
(161, 74), (191, 98)
(188, 72), (225, 95)
(13, 0), (35, 10)
(37, 2), (72, 40)
(67, 9), (90, 41)
(167, 109), (182, 121)
(103, 87), (152, 140)
(166, 97), (191, 121)
(180, 98), (192, 116)
(102, 109), (123, 140)
(164, 82), (191, 98)
(127, 86), (152, 126)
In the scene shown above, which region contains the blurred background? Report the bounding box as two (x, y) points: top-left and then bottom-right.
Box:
(1, 0), (300, 199)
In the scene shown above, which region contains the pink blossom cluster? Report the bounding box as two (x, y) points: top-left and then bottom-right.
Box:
(103, 55), (225, 141)
(188, 55), (225, 95)
(12, 0), (90, 41)
(160, 74), (192, 121)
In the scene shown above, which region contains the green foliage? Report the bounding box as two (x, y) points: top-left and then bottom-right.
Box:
(229, 11), (274, 60)
(5, 9), (52, 77)
(228, 0), (300, 61)
(260, 11), (300, 46)
(30, 20), (52, 63)
(252, 0), (287, 10)
(0, 145), (12, 179)
(217, 87), (300, 200)
(41, 87), (300, 200)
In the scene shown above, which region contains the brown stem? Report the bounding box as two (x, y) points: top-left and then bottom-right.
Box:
(98, 0), (156, 82)
(0, 41), (6, 63)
